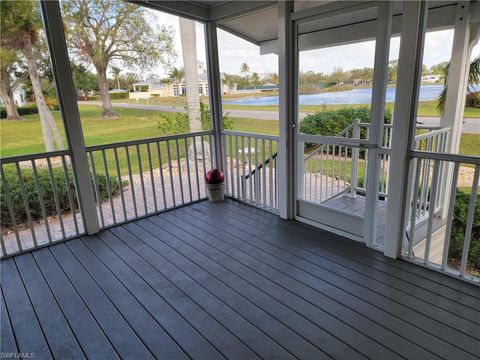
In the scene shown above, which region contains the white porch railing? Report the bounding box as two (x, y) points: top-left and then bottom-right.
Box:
(1, 150), (85, 256)
(0, 131), (214, 258)
(403, 151), (480, 283)
(301, 121), (450, 204)
(85, 131), (215, 229)
(222, 130), (279, 212)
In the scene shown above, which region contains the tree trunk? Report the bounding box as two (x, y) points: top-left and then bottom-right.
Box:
(0, 66), (21, 120)
(96, 65), (118, 118)
(180, 18), (208, 163)
(23, 37), (64, 151)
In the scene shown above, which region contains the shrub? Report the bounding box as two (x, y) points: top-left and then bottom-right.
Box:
(1, 166), (125, 230)
(109, 92), (129, 100)
(0, 104), (39, 119)
(449, 189), (480, 270)
(157, 101), (233, 134)
(44, 96), (60, 110)
(300, 106), (392, 137)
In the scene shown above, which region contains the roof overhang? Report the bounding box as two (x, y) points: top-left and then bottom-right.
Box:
(132, 1), (480, 53)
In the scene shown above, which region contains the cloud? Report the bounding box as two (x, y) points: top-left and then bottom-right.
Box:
(144, 8), (478, 78)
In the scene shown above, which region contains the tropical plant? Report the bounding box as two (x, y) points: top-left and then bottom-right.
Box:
(1, 0), (64, 151)
(240, 62), (250, 80)
(110, 66), (122, 89)
(437, 56), (480, 113)
(62, 0), (175, 118)
(169, 67), (184, 83)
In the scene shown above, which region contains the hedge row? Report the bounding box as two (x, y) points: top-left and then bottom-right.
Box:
(299, 106), (392, 138)
(449, 189), (480, 269)
(0, 104), (39, 119)
(87, 92), (129, 101)
(1, 166), (124, 230)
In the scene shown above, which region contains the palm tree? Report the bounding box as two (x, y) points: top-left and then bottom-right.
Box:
(179, 18), (205, 161)
(437, 56), (480, 113)
(179, 18), (201, 133)
(110, 66), (122, 89)
(250, 72), (260, 86)
(1, 0), (63, 151)
(169, 67), (184, 84)
(240, 62), (250, 80)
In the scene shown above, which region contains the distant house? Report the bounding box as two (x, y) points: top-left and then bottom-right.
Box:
(421, 74), (443, 83)
(130, 61), (236, 100)
(0, 84), (27, 107)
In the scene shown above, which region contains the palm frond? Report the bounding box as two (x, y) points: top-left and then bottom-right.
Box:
(437, 56), (480, 114)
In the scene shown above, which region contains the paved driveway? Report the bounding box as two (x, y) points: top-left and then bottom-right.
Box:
(81, 101), (479, 133)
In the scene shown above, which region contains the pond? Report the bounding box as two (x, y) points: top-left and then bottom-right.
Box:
(224, 84), (444, 106)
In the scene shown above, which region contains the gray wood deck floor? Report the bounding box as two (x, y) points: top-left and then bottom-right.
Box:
(1, 200), (479, 360)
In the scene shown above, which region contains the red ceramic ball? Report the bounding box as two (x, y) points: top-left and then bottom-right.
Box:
(205, 169), (224, 184)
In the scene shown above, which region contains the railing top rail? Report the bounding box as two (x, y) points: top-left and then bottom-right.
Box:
(0, 149), (72, 164)
(222, 130), (280, 141)
(414, 127), (450, 141)
(411, 150), (480, 165)
(85, 131), (214, 152)
(359, 122), (444, 130)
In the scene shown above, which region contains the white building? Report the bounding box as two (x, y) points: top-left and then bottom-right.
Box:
(421, 74), (443, 83)
(130, 61), (236, 100)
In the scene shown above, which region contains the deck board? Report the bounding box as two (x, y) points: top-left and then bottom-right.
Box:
(2, 200), (479, 360)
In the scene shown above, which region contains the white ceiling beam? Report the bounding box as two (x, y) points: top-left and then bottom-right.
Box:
(209, 1), (274, 21)
(261, 3), (457, 55)
(131, 1), (209, 21)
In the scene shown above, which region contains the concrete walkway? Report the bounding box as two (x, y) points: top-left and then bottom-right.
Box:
(81, 101), (479, 133)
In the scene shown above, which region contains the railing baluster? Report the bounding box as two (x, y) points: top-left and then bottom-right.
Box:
(248, 137), (253, 202)
(192, 136), (201, 200)
(408, 158), (423, 258)
(241, 136), (246, 200)
(113, 148), (127, 221)
(31, 160), (52, 243)
(175, 139), (184, 205)
(136, 144), (148, 214)
(441, 161), (460, 270)
(60, 156), (79, 235)
(0, 232), (6, 256)
(166, 140), (176, 207)
(15, 162), (37, 246)
(269, 139), (273, 208)
(262, 139), (266, 207)
(183, 139), (193, 203)
(314, 149), (318, 203)
(89, 152), (105, 228)
(254, 137), (259, 202)
(101, 149), (116, 224)
(47, 157), (66, 239)
(459, 164), (480, 277)
(125, 146), (138, 218)
(1, 166), (22, 251)
(424, 160), (441, 265)
(229, 135), (234, 196)
(201, 137), (208, 197)
(235, 136), (240, 199)
(222, 135), (229, 197)
(147, 143), (158, 212)
(155, 142), (167, 210)
(337, 145), (341, 193)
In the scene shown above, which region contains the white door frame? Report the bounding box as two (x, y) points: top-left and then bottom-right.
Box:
(291, 2), (392, 246)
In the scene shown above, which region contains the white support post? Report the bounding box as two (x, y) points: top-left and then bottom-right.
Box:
(364, 2), (392, 248)
(438, 2), (475, 218)
(40, 0), (99, 234)
(205, 21), (224, 171)
(384, 1), (427, 258)
(278, 1), (296, 219)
